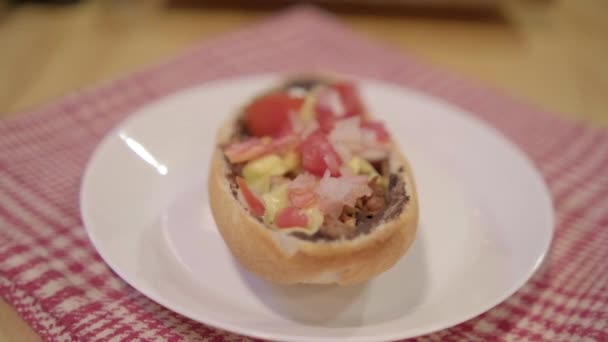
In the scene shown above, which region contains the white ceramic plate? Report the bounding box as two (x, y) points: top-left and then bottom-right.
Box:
(81, 75), (554, 341)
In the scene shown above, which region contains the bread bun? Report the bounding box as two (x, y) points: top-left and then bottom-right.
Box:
(208, 78), (419, 285)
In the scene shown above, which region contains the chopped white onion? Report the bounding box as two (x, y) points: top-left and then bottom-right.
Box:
(328, 116), (389, 162)
(315, 171), (372, 218)
(318, 88), (346, 117)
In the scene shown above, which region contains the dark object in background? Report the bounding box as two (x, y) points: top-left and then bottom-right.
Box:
(170, 0), (502, 10)
(9, 0), (82, 4)
(169, 0), (504, 19)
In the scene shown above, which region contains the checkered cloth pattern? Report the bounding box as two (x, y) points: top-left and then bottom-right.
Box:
(1, 6), (607, 342)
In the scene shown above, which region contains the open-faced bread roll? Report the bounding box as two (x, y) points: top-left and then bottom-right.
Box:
(209, 76), (418, 285)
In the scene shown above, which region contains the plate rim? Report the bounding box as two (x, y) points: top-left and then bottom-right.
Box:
(80, 73), (555, 342)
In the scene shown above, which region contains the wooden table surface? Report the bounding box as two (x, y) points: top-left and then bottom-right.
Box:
(0, 0), (606, 340)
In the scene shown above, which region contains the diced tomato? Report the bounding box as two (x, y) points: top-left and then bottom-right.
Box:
(299, 131), (342, 177)
(224, 134), (299, 163)
(361, 120), (389, 143)
(314, 88), (338, 132)
(244, 92), (304, 137)
(224, 138), (269, 163)
(236, 177), (265, 216)
(275, 207), (308, 228)
(290, 192), (316, 208)
(269, 133), (299, 152)
(316, 107), (336, 133)
(333, 82), (365, 117)
(276, 122), (294, 138)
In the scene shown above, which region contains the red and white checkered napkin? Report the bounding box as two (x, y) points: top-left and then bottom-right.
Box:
(1, 6), (607, 342)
